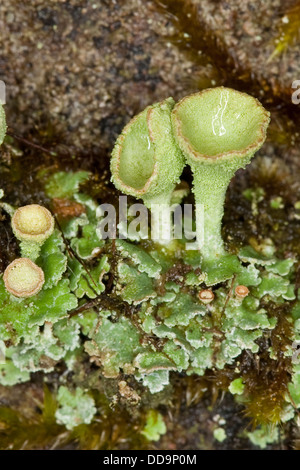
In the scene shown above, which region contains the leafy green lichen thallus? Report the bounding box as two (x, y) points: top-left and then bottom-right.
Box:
(3, 258), (45, 298)
(110, 97), (185, 244)
(172, 87), (270, 265)
(12, 204), (55, 260)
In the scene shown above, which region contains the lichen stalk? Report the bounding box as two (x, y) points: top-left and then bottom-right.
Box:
(149, 196), (173, 245)
(191, 159), (249, 261)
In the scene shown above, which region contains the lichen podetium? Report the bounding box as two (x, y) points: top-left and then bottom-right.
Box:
(111, 97), (185, 244)
(172, 87), (270, 266)
(12, 204), (55, 260)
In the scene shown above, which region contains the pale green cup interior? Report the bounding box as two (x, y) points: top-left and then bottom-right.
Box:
(175, 88), (268, 158)
(118, 113), (155, 190)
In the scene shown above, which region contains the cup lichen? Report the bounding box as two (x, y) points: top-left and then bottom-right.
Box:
(12, 204), (55, 260)
(111, 87), (270, 278)
(110, 97), (185, 244)
(171, 87), (270, 265)
(3, 258), (45, 298)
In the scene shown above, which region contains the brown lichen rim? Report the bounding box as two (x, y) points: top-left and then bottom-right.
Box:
(111, 107), (159, 197)
(3, 257), (45, 298)
(172, 87), (271, 163)
(198, 289), (215, 304)
(12, 204), (55, 242)
(235, 285), (250, 299)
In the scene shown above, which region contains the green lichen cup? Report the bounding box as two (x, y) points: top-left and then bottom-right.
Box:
(172, 87), (270, 282)
(111, 97), (185, 244)
(3, 257), (45, 298)
(12, 204), (55, 260)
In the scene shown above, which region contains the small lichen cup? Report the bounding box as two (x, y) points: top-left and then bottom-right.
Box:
(111, 97), (185, 244)
(172, 87), (270, 281)
(12, 204), (55, 260)
(3, 258), (45, 298)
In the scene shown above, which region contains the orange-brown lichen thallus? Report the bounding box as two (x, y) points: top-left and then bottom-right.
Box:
(3, 258), (45, 298)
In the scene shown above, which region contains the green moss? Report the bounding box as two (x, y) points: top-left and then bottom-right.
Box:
(268, 2), (300, 61)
